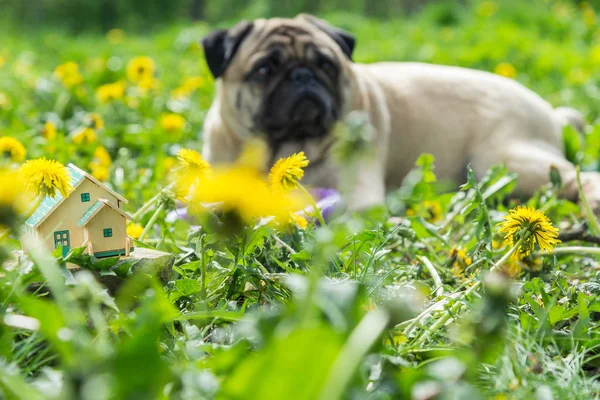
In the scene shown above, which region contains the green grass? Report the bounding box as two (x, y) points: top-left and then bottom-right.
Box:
(2, 0), (600, 399)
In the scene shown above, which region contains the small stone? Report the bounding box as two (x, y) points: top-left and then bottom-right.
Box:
(69, 247), (175, 293)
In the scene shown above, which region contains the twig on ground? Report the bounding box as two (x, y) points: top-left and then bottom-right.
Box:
(558, 223), (600, 245)
(547, 246), (600, 256)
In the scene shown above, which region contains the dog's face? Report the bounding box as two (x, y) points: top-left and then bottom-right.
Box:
(201, 15), (355, 150)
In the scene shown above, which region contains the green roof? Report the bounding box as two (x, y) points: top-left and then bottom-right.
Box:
(25, 165), (86, 227)
(77, 201), (104, 227)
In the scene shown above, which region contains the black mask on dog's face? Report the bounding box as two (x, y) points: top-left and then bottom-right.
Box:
(251, 41), (341, 142)
(201, 15), (355, 145)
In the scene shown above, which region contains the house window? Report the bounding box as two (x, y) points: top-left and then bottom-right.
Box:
(103, 228), (113, 238)
(81, 193), (91, 202)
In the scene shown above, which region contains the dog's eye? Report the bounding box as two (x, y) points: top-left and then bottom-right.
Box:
(250, 60), (278, 82)
(319, 60), (337, 78)
(257, 64), (271, 76)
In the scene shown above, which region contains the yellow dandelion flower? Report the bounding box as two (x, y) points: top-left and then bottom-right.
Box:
(494, 62), (517, 79)
(96, 81), (126, 103)
(451, 262), (465, 279)
(177, 149), (210, 174)
(20, 158), (73, 198)
(450, 248), (463, 259)
(269, 152), (309, 191)
(72, 127), (97, 145)
(163, 156), (176, 173)
(173, 172), (200, 202)
(183, 76), (205, 91)
(90, 164), (109, 182)
(89, 146), (111, 180)
(42, 121), (57, 140)
(497, 205), (560, 255)
(170, 76), (205, 99)
(54, 62), (83, 88)
(238, 138), (269, 171)
(502, 253), (523, 278)
(160, 113), (186, 132)
(0, 136), (26, 162)
(137, 75), (158, 91)
(290, 213), (308, 229)
(0, 55), (5, 67)
(422, 200), (442, 222)
(173, 149), (211, 201)
(528, 257), (543, 272)
(0, 169), (29, 226)
(171, 76), (206, 99)
(450, 247), (473, 268)
(189, 165), (306, 225)
(127, 56), (155, 83)
(406, 200), (443, 223)
(92, 146), (112, 167)
(87, 113), (104, 130)
(106, 28), (125, 44)
(171, 87), (189, 99)
(127, 223), (144, 239)
(505, 252), (543, 275)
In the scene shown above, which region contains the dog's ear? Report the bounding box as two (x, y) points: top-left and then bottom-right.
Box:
(297, 14), (356, 60)
(201, 21), (254, 79)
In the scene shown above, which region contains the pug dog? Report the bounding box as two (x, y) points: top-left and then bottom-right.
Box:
(200, 14), (600, 211)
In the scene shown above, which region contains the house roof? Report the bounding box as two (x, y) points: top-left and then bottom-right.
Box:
(68, 164), (128, 204)
(25, 163), (129, 228)
(77, 198), (132, 227)
(25, 165), (86, 227)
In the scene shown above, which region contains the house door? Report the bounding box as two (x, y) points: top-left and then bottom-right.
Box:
(53, 230), (70, 257)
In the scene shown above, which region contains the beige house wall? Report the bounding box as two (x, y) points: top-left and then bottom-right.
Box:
(37, 179), (119, 252)
(83, 206), (128, 254)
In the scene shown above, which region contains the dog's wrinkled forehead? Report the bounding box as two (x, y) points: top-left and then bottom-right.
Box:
(243, 21), (336, 62)
(201, 14), (355, 79)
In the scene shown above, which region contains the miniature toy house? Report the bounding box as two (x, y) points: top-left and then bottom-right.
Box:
(23, 163), (134, 258)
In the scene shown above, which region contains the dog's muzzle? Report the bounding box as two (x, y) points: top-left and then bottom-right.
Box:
(261, 66), (338, 142)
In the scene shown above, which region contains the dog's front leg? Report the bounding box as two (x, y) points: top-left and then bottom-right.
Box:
(344, 159), (387, 211)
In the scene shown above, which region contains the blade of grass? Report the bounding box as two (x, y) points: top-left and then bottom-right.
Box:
(318, 310), (390, 400)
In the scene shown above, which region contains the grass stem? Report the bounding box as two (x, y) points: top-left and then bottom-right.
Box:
(419, 256), (444, 296)
(132, 182), (174, 221)
(139, 203), (164, 242)
(298, 183), (327, 227)
(408, 238), (523, 345)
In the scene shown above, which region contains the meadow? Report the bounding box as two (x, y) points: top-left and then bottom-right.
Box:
(2, 0), (600, 398)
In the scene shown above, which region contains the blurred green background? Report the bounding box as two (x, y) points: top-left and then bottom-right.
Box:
(2, 1), (600, 399)
(1, 0), (598, 31)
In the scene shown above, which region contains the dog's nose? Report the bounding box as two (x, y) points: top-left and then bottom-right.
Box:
(289, 67), (314, 85)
